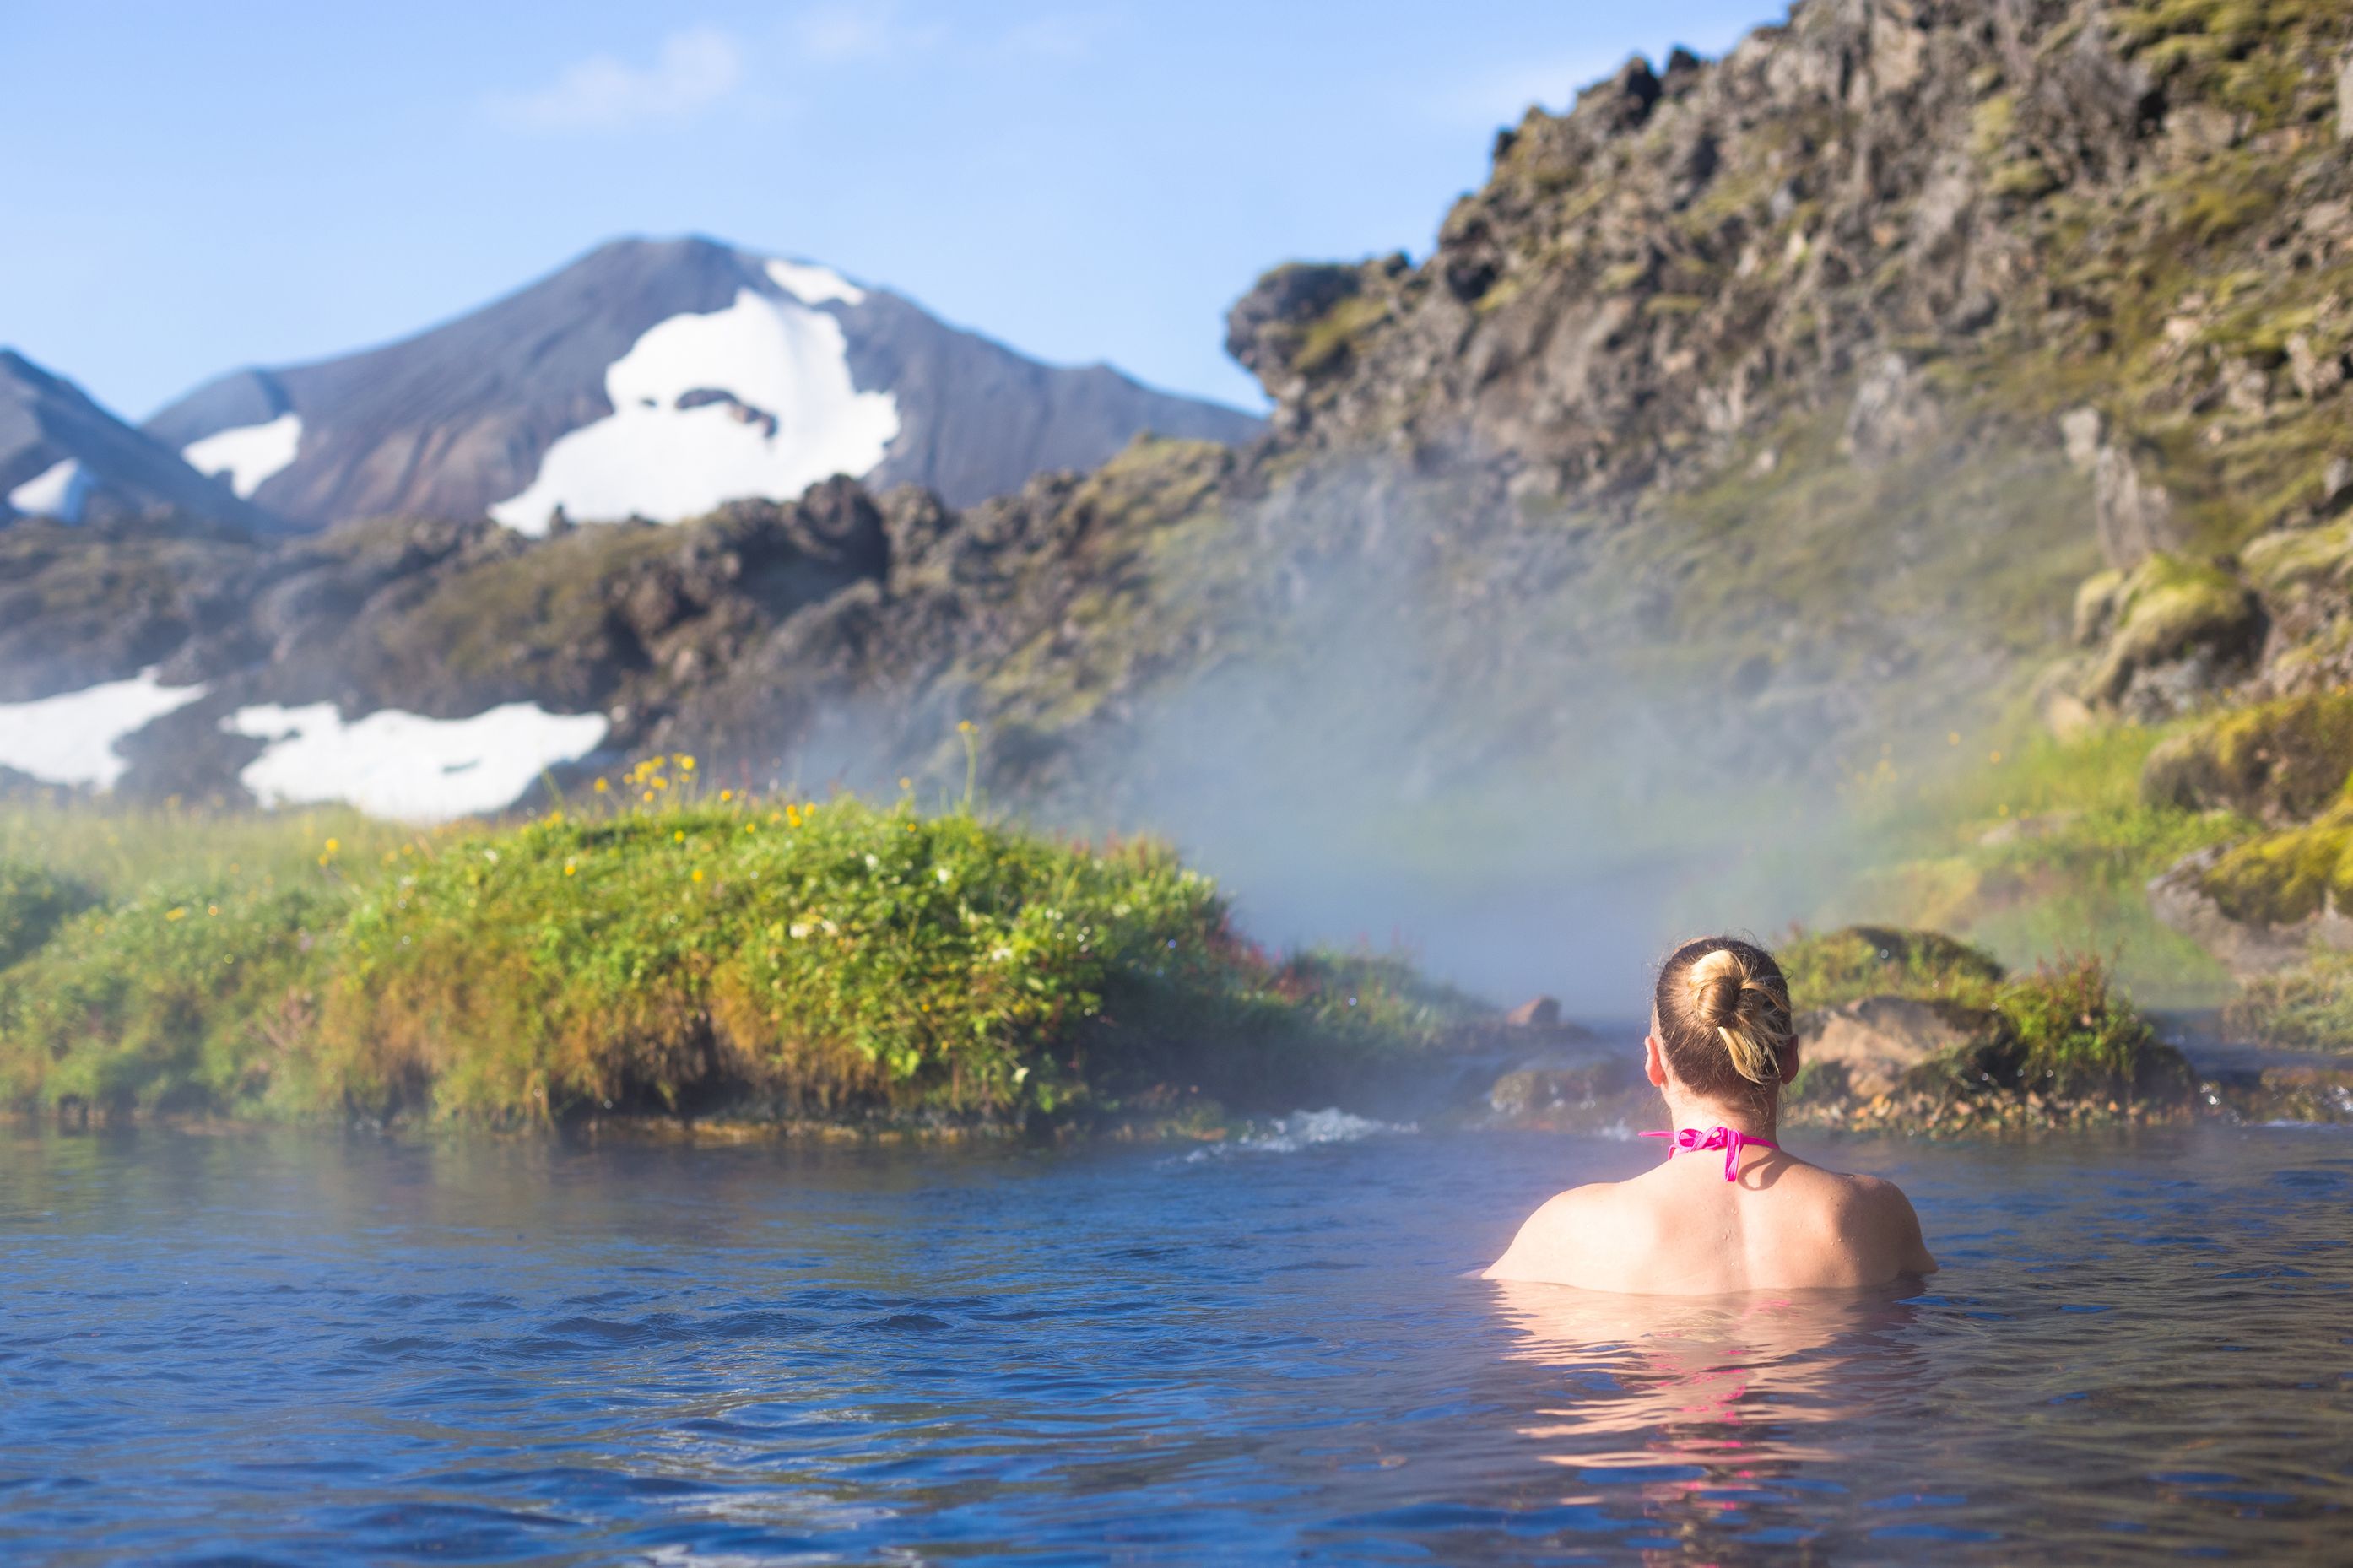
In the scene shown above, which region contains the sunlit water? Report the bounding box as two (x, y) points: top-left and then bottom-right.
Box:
(3, 1119), (2349, 1564)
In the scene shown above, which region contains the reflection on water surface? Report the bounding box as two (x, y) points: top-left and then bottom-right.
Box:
(0, 1123), (2347, 1563)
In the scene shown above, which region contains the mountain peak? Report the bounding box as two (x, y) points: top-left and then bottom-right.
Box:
(3, 349), (280, 531)
(144, 237), (1258, 530)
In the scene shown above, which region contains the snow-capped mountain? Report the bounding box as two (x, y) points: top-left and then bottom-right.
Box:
(145, 236), (1263, 532)
(0, 350), (281, 531)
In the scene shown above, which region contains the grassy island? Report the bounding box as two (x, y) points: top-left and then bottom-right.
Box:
(0, 767), (1470, 1132)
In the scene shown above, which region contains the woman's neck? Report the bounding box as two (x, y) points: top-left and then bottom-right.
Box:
(1660, 1096), (1777, 1140)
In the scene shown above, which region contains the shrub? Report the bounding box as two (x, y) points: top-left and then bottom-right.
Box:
(1994, 955), (2187, 1103)
(0, 882), (342, 1116)
(0, 790), (1452, 1127)
(1780, 924), (2006, 1011)
(0, 858), (98, 971)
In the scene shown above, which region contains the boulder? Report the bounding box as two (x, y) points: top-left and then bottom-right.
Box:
(1504, 995), (1562, 1028)
(2074, 554), (2264, 718)
(1794, 996), (2010, 1099)
(1487, 1057), (1644, 1121)
(2149, 835), (2353, 978)
(2139, 691), (2353, 826)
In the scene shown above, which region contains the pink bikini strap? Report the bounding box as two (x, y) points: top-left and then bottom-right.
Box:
(1641, 1125), (1779, 1182)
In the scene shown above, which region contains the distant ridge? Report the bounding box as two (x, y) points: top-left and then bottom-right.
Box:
(146, 235), (1263, 530)
(1, 350), (281, 532)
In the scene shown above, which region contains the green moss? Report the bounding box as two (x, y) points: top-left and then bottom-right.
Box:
(2111, 0), (2349, 127)
(2140, 690), (2353, 822)
(1781, 924), (2006, 1011)
(1594, 259), (1649, 295)
(2085, 553), (2262, 700)
(2074, 568), (2126, 643)
(2243, 520), (2353, 594)
(2192, 802), (2353, 927)
(1293, 294), (1392, 377)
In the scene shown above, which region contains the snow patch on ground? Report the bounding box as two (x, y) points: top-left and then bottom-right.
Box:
(764, 257), (866, 306)
(0, 668), (208, 788)
(225, 701), (610, 823)
(181, 412), (301, 499)
(1182, 1108), (1416, 1163)
(8, 458), (90, 522)
(489, 288), (898, 533)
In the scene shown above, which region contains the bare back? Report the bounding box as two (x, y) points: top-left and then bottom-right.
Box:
(1485, 1142), (1936, 1295)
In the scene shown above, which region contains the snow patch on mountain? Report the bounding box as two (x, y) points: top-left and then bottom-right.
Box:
(488, 288), (899, 533)
(225, 700), (610, 822)
(181, 412), (301, 499)
(8, 458), (90, 522)
(0, 669), (208, 788)
(764, 257), (865, 307)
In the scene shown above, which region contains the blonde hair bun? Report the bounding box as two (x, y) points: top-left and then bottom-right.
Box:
(1658, 938), (1794, 1094)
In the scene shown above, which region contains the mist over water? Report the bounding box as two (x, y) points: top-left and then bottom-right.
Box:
(1015, 469), (1896, 1009)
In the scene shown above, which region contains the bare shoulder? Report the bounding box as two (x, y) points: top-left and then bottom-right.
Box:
(1482, 1181), (1630, 1282)
(1815, 1167), (1938, 1274)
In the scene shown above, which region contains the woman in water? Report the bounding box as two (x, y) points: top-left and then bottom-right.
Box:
(1485, 935), (1936, 1294)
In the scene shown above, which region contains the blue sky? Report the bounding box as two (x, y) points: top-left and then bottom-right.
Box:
(3, 0), (1775, 419)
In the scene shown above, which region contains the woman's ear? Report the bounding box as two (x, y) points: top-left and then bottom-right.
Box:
(1643, 1033), (1668, 1089)
(1779, 1035), (1801, 1084)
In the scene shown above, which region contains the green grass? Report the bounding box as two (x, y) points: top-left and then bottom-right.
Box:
(0, 781), (1459, 1129)
(2225, 949), (2353, 1051)
(0, 795), (411, 898)
(1828, 724), (2248, 1006)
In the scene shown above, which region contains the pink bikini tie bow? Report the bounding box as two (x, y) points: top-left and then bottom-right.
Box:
(1641, 1125), (1779, 1182)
